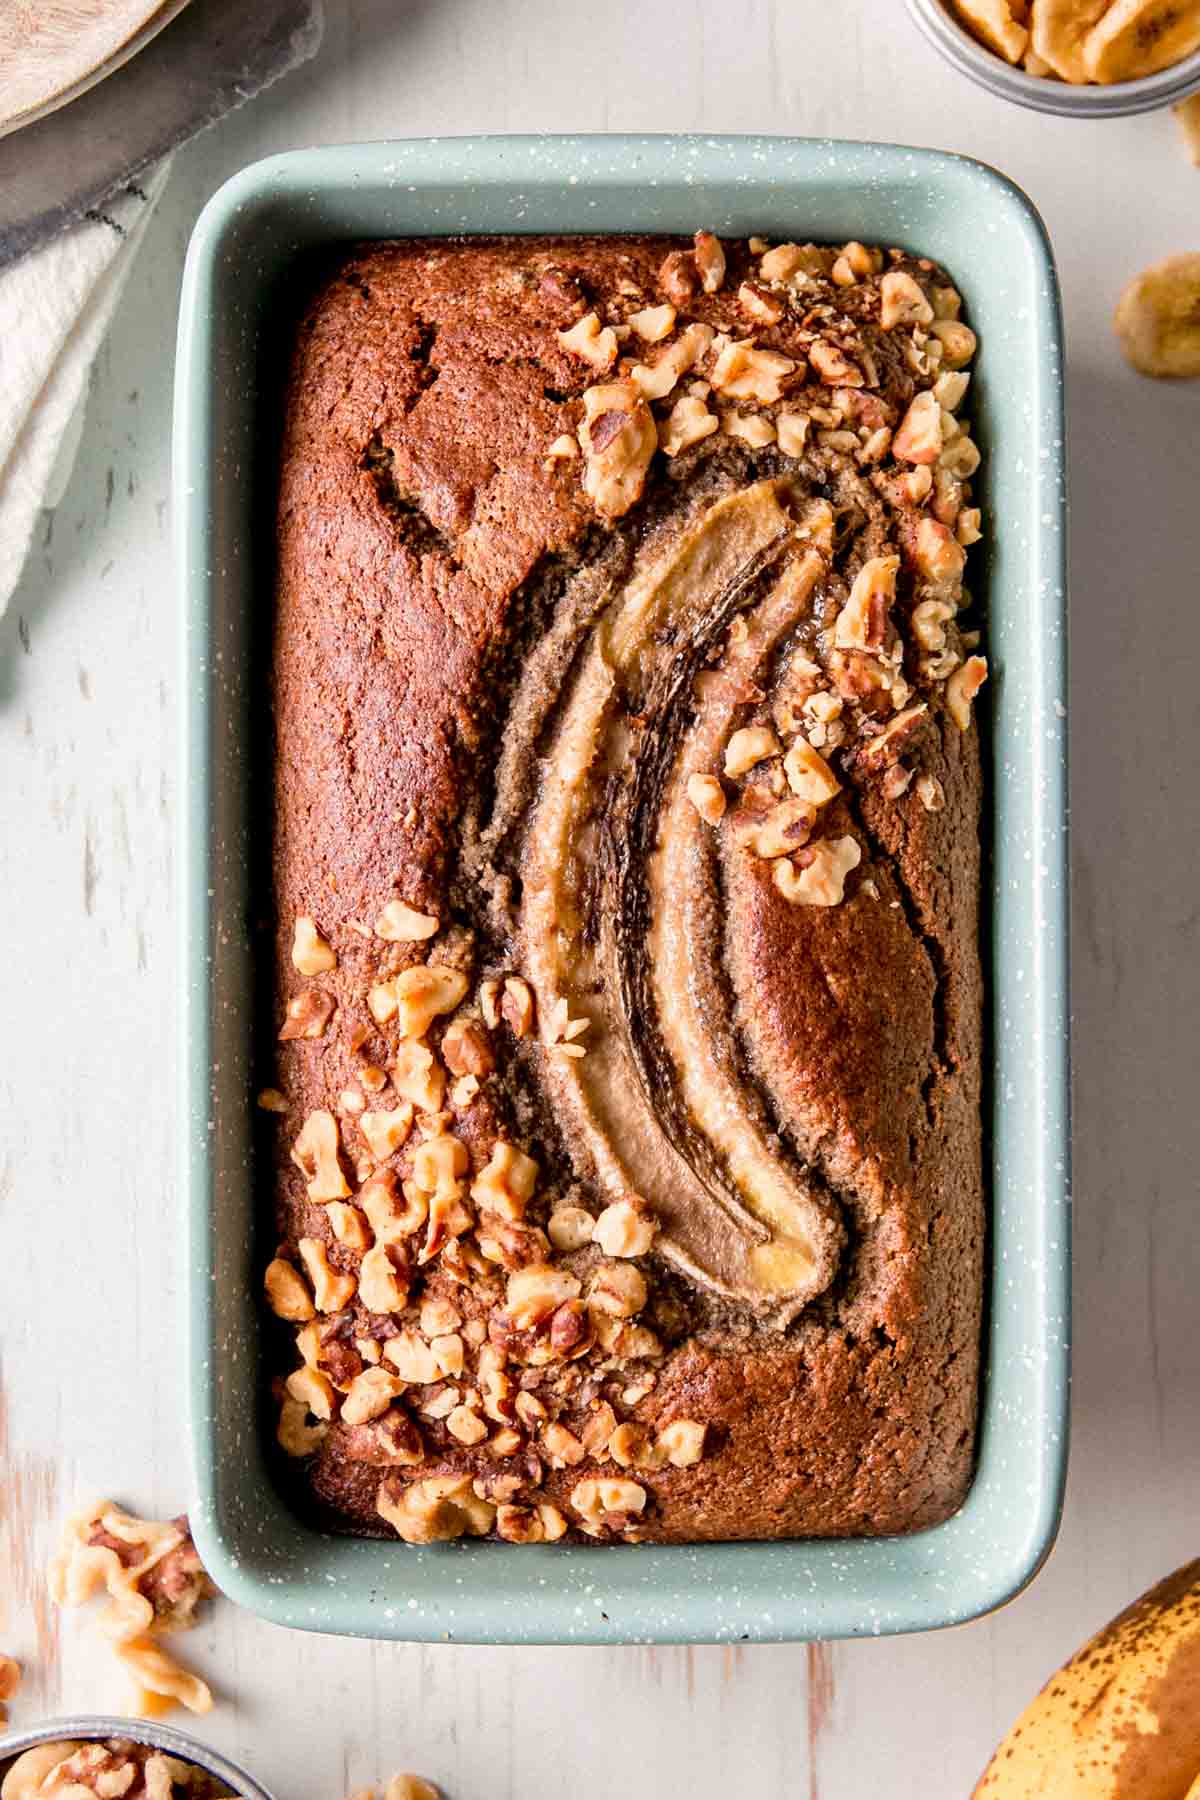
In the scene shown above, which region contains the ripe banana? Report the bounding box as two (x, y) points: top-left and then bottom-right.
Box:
(1114, 253), (1200, 379)
(974, 1558), (1200, 1797)
(950, 0), (1031, 62)
(1031, 0), (1111, 81)
(1083, 0), (1200, 80)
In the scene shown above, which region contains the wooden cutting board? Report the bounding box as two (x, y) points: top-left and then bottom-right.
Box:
(0, 0), (194, 139)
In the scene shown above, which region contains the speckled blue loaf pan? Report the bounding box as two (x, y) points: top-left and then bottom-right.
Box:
(175, 134), (1070, 1645)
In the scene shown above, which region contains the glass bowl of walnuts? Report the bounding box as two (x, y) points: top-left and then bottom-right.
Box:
(908, 0), (1200, 114)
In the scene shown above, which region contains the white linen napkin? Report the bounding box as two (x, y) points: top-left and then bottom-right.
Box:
(0, 160), (171, 612)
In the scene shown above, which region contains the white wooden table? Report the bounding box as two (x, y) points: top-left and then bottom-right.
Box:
(3, 2), (1199, 1794)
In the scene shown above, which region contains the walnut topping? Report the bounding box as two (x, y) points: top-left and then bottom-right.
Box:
(587, 1259), (647, 1317)
(298, 1238), (357, 1312)
(377, 1473), (495, 1545)
(946, 655), (988, 731)
(278, 988), (335, 1041)
(629, 302), (677, 342)
(291, 1110), (350, 1201)
(709, 341), (796, 405)
(776, 410), (810, 457)
(592, 1196), (657, 1258)
(557, 311), (618, 372)
(758, 242), (821, 283)
(286, 1364), (335, 1421)
(893, 390), (943, 464)
(499, 975), (536, 1039)
(724, 724), (780, 777)
(934, 369), (970, 411)
(732, 796), (816, 860)
(783, 738), (841, 805)
(686, 772), (726, 824)
(504, 1263), (581, 1327)
(580, 380), (657, 520)
(360, 1065), (388, 1093)
(392, 1039), (447, 1112)
(794, 496), (836, 554)
(658, 1418), (708, 1467)
(880, 269), (934, 330)
(693, 230), (726, 293)
(931, 318), (977, 369)
(608, 1422), (666, 1471)
(291, 915), (336, 975)
(569, 1476), (647, 1532)
(478, 976), (501, 1028)
(496, 1502), (567, 1543)
(264, 1257), (315, 1321)
(257, 1087), (289, 1113)
(412, 1132), (470, 1196)
(958, 507), (983, 547)
(631, 322), (715, 401)
(940, 434), (981, 481)
(441, 1017), (494, 1076)
(737, 280), (784, 325)
(546, 432), (579, 462)
(916, 772), (946, 812)
(446, 1404), (489, 1446)
(547, 1204), (595, 1251)
(722, 410), (777, 447)
(658, 248), (699, 306)
(391, 965), (469, 1039)
(375, 899), (439, 942)
(659, 394), (720, 458)
(542, 1421), (587, 1467)
(358, 1242), (410, 1313)
(359, 1104), (415, 1161)
(773, 836), (862, 907)
(912, 597), (956, 652)
(382, 1329), (438, 1383)
(834, 555), (899, 651)
(340, 1367), (406, 1428)
(882, 763), (912, 802)
(910, 515), (966, 588)
(809, 339), (863, 386)
(857, 703), (929, 771)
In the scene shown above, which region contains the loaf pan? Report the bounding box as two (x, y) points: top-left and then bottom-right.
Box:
(175, 134), (1070, 1644)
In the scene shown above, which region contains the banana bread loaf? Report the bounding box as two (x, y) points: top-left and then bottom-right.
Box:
(265, 232), (987, 1546)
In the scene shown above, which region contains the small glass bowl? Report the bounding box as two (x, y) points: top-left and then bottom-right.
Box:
(0, 1717), (274, 1800)
(908, 0), (1200, 116)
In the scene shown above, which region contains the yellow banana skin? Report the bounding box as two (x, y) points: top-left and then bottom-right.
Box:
(974, 1559), (1200, 1798)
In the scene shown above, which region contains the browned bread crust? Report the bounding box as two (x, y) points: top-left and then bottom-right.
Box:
(268, 235), (985, 1544)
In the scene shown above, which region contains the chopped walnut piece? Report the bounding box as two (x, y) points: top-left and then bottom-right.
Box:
(341, 1367), (406, 1426)
(376, 1473), (496, 1545)
(834, 555), (898, 652)
(931, 318), (977, 369)
(658, 394), (720, 458)
(391, 1039), (446, 1112)
(758, 242), (818, 283)
(278, 1393), (327, 1458)
(686, 772), (726, 824)
(570, 1476), (647, 1532)
(298, 1238), (357, 1312)
(504, 1263), (581, 1328)
(115, 1638), (214, 1717)
(471, 1141), (539, 1219)
(794, 495), (836, 554)
(657, 1418), (708, 1467)
(495, 1502), (567, 1544)
(478, 976), (502, 1029)
(420, 1294), (463, 1336)
(515, 1390), (547, 1429)
(392, 965), (469, 1039)
(893, 390), (943, 464)
(441, 1017), (494, 1077)
(629, 302), (677, 342)
(500, 975), (536, 1039)
(912, 597), (956, 652)
(946, 655), (988, 731)
(383, 1329), (438, 1384)
(880, 269), (934, 330)
(882, 763), (913, 802)
(368, 981), (398, 1024)
(291, 915), (337, 976)
(934, 369), (970, 412)
(557, 311), (618, 372)
(732, 796), (816, 860)
(412, 1132), (470, 1196)
(542, 1422), (587, 1468)
(446, 1405), (489, 1447)
(489, 1428), (521, 1457)
(608, 1422), (666, 1472)
(857, 703), (930, 772)
(358, 1242), (410, 1314)
(359, 1104), (415, 1161)
(693, 230), (726, 293)
(737, 280), (784, 325)
(374, 899), (439, 942)
(257, 1087), (288, 1113)
(916, 772), (946, 812)
(588, 1259), (647, 1318)
(631, 322), (715, 401)
(264, 1257), (315, 1322)
(724, 724), (780, 777)
(709, 341), (796, 405)
(776, 410), (810, 457)
(809, 339), (864, 386)
(658, 248), (699, 305)
(420, 1183), (474, 1266)
(783, 738), (841, 806)
(722, 410), (777, 447)
(430, 1332), (465, 1378)
(286, 1364), (335, 1421)
(957, 507), (983, 547)
(0, 1652), (20, 1725)
(592, 1196), (657, 1258)
(910, 515), (966, 587)
(361, 1169), (427, 1245)
(546, 433), (579, 462)
(580, 380), (657, 520)
(278, 988), (335, 1041)
(290, 1110), (350, 1201)
(360, 1065), (388, 1094)
(773, 836), (862, 907)
(547, 1204), (595, 1251)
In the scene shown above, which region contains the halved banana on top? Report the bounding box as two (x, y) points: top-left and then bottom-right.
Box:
(1083, 0), (1200, 79)
(950, 0), (1030, 61)
(1114, 253), (1200, 378)
(1030, 0), (1111, 80)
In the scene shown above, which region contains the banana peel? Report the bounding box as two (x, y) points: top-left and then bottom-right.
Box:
(975, 1558), (1200, 1797)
